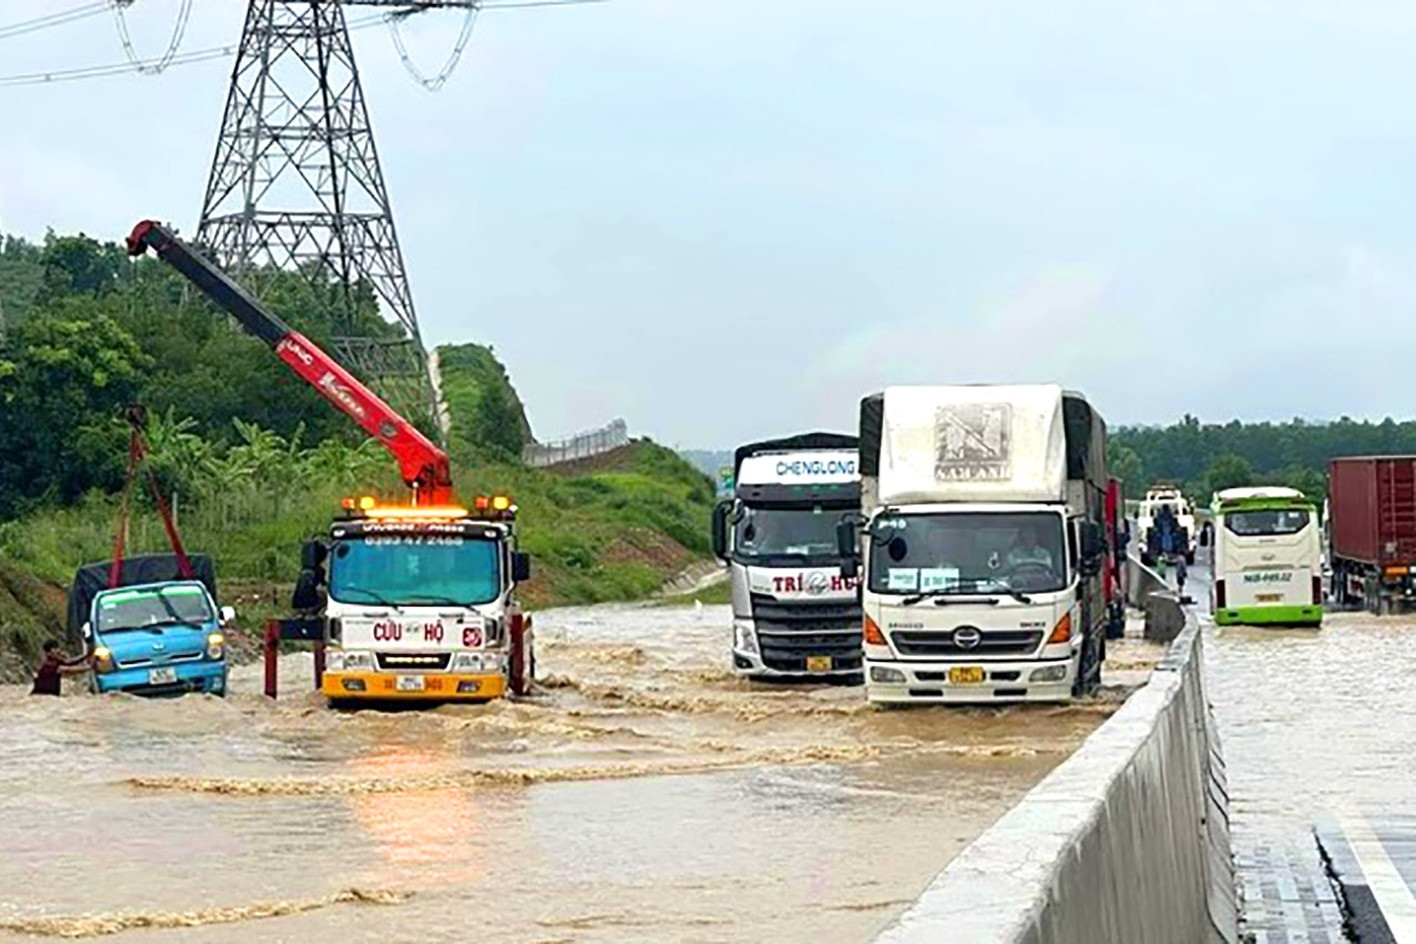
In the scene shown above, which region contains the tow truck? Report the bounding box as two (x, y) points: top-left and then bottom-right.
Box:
(127, 221), (534, 703)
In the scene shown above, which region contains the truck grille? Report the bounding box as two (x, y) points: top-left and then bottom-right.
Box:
(114, 651), (203, 670)
(890, 630), (1044, 658)
(375, 652), (452, 672)
(756, 630), (863, 672)
(748, 593), (860, 632)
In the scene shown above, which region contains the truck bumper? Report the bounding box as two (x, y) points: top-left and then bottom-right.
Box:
(730, 647), (862, 680)
(321, 671), (507, 701)
(95, 661), (227, 696)
(863, 657), (1075, 704)
(1213, 604), (1322, 627)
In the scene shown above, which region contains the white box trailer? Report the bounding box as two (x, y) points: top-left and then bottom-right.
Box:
(844, 384), (1109, 704)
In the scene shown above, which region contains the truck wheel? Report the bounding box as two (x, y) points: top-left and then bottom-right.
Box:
(1140, 552), (1154, 568)
(1185, 550), (1196, 566)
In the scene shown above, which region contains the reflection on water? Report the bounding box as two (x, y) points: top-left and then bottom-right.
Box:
(0, 602), (1151, 942)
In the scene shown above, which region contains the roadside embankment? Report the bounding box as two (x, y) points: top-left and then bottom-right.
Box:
(874, 614), (1236, 944)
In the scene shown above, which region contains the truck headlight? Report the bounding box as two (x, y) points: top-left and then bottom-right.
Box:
(330, 650), (372, 672)
(870, 666), (905, 684)
(1030, 665), (1069, 683)
(205, 632), (225, 660)
(93, 646), (114, 674)
(733, 621), (758, 654)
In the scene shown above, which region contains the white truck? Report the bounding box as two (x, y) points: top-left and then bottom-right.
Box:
(1136, 485), (1197, 565)
(839, 384), (1109, 704)
(307, 497), (534, 704)
(711, 434), (862, 679)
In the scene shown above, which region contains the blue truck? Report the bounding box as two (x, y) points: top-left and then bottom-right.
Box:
(68, 554), (233, 696)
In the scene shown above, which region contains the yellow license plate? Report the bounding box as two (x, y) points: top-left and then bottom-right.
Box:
(1256, 593), (1282, 603)
(948, 666), (985, 685)
(806, 655), (833, 672)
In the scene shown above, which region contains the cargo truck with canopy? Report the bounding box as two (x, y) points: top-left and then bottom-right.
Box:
(839, 384), (1109, 704)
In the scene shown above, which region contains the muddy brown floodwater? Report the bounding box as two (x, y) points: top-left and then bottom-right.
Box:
(0, 603), (1156, 943)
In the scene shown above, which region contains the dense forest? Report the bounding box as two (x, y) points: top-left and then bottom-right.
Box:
(1109, 413), (1416, 502)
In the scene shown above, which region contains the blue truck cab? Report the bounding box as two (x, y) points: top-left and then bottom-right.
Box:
(84, 581), (232, 696)
(68, 554), (233, 698)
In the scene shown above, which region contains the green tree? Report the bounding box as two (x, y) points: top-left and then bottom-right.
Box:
(1108, 443), (1146, 498)
(0, 314), (149, 514)
(36, 233), (127, 304)
(1204, 453), (1254, 493)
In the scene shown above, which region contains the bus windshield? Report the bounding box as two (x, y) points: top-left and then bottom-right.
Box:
(1223, 509), (1311, 537)
(329, 535), (501, 606)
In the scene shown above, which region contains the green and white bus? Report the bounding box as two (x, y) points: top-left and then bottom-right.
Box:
(1209, 486), (1323, 627)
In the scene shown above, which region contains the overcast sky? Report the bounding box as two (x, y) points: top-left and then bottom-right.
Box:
(3, 0), (1416, 449)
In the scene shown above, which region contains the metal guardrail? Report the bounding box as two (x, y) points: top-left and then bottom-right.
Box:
(521, 418), (628, 468)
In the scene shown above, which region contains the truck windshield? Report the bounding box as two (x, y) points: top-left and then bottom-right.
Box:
(97, 585), (213, 632)
(329, 535), (501, 606)
(1224, 509), (1311, 537)
(733, 505), (842, 563)
(867, 512), (1067, 595)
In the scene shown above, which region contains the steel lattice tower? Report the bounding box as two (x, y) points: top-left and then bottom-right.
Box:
(197, 0), (475, 429)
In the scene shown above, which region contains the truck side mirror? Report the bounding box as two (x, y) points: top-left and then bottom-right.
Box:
(840, 557), (859, 580)
(836, 519), (859, 559)
(711, 501), (731, 562)
(291, 568), (325, 611)
(301, 539), (329, 571)
(512, 552), (532, 583)
(81, 621), (92, 640)
(1081, 522), (1105, 560)
(220, 606), (236, 625)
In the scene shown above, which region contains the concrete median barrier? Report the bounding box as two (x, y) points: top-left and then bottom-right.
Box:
(874, 615), (1235, 944)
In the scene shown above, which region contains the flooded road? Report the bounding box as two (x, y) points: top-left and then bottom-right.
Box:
(0, 603), (1150, 943)
(1189, 561), (1416, 940)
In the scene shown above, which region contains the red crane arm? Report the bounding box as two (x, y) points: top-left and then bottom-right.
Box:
(126, 220), (454, 506)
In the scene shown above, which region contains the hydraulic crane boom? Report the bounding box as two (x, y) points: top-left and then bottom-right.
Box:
(127, 220), (453, 506)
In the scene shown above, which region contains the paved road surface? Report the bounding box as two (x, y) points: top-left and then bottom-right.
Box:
(1187, 554), (1416, 943)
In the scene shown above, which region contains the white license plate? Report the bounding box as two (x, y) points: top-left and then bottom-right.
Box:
(148, 667), (177, 685)
(396, 675), (425, 692)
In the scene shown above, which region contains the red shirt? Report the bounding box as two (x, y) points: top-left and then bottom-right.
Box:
(31, 655), (62, 696)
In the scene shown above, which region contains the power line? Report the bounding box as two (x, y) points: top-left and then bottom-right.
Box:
(112, 0), (194, 76)
(387, 5), (479, 91)
(0, 1), (111, 42)
(0, 12), (387, 88)
(383, 0), (605, 91)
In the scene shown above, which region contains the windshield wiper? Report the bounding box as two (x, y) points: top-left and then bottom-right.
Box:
(899, 579), (1032, 606)
(402, 594), (480, 608)
(340, 587), (403, 611)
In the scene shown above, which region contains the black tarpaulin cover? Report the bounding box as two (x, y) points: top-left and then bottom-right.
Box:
(67, 554), (219, 641)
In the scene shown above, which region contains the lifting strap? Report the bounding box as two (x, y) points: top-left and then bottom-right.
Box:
(108, 406), (193, 589)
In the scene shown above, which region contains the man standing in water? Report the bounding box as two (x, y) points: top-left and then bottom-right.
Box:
(31, 640), (90, 696)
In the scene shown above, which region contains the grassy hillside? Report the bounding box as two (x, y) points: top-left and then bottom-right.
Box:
(437, 342), (533, 461)
(0, 437), (715, 651)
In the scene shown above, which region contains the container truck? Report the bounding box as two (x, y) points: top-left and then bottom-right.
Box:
(1208, 486), (1322, 626)
(711, 434), (862, 679)
(128, 221), (534, 703)
(1328, 456), (1416, 615)
(839, 384), (1109, 704)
